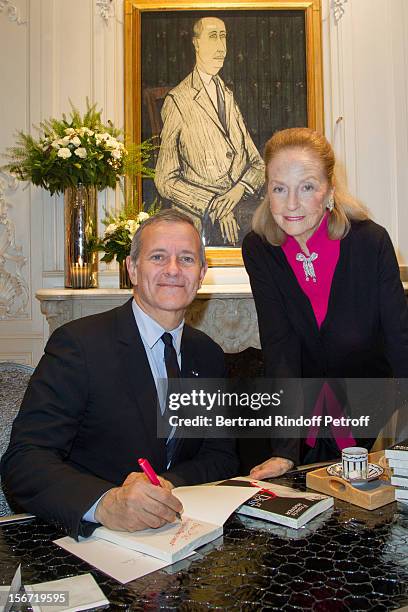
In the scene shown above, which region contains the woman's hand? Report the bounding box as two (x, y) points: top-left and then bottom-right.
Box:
(250, 457), (294, 479)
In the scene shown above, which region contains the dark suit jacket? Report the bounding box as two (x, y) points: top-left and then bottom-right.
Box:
(1, 299), (238, 538)
(240, 220), (408, 468)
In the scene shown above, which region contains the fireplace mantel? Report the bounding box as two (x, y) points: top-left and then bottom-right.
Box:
(36, 286), (261, 353)
(36, 278), (408, 354)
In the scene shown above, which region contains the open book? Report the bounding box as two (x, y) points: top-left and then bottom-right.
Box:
(218, 477), (334, 529)
(93, 485), (257, 564)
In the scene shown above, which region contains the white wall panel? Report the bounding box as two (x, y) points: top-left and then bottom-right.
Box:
(389, 0), (408, 263)
(325, 0), (408, 260)
(1, 0), (408, 366)
(0, 0), (45, 367)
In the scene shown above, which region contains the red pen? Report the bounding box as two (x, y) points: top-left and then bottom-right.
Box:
(138, 458), (182, 520)
(138, 458), (161, 486)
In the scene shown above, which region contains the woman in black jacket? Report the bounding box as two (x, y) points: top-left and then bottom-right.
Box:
(242, 128), (408, 479)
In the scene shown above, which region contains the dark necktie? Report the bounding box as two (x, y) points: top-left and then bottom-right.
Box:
(213, 76), (227, 133)
(161, 332), (181, 379)
(161, 332), (180, 465)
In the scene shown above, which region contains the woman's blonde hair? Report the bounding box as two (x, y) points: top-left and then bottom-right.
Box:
(252, 127), (370, 245)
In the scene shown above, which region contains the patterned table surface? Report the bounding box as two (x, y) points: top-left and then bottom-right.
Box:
(1, 472), (408, 612)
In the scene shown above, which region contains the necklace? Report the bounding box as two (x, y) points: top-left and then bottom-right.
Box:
(296, 252), (318, 282)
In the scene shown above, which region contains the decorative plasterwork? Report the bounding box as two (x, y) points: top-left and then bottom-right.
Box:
(0, 171), (29, 319)
(332, 0), (348, 23)
(96, 0), (114, 23)
(186, 298), (260, 353)
(0, 0), (27, 25)
(36, 291), (261, 352)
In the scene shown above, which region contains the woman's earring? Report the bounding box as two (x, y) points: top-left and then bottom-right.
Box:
(326, 194), (334, 212)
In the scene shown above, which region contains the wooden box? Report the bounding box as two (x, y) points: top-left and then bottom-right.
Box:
(306, 451), (395, 510)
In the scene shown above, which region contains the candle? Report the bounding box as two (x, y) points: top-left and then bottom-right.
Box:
(71, 257), (91, 289)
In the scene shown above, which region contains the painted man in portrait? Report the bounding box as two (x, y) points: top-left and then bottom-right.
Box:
(154, 16), (265, 246)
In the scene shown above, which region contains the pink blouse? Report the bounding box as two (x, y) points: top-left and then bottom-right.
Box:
(282, 213), (340, 328)
(282, 214), (355, 450)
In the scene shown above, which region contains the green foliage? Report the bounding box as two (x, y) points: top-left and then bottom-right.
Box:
(123, 138), (159, 216)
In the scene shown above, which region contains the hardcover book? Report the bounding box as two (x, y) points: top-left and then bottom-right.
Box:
(391, 475), (408, 489)
(93, 485), (257, 564)
(388, 459), (408, 469)
(218, 478), (334, 529)
(391, 467), (408, 477)
(385, 439), (408, 461)
(395, 488), (408, 502)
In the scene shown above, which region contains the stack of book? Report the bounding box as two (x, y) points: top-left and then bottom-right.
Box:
(385, 438), (408, 504)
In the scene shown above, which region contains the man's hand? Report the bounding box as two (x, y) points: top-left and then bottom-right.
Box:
(94, 472), (183, 532)
(208, 183), (245, 222)
(249, 457), (294, 480)
(219, 212), (240, 244)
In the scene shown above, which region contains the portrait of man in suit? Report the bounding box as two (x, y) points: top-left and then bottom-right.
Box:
(154, 16), (265, 247)
(1, 210), (238, 538)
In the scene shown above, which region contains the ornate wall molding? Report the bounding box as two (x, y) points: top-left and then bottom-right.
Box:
(332, 0), (348, 23)
(0, 0), (27, 25)
(96, 0), (114, 24)
(35, 289), (261, 352)
(186, 298), (260, 353)
(0, 171), (29, 319)
(39, 300), (74, 336)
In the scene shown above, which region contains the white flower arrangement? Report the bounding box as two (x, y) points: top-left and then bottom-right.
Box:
(42, 126), (126, 171)
(98, 210), (152, 264)
(3, 101), (127, 195)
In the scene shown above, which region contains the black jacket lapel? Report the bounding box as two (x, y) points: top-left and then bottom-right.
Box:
(181, 326), (200, 377)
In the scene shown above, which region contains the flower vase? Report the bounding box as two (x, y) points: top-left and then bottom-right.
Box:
(64, 185), (98, 289)
(119, 260), (132, 289)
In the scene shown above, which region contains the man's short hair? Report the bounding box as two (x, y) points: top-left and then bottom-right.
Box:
(192, 17), (205, 40)
(129, 209), (206, 267)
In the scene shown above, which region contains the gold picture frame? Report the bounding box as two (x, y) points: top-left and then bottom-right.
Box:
(125, 0), (323, 266)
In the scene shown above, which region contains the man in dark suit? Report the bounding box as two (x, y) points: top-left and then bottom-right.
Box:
(1, 210), (238, 538)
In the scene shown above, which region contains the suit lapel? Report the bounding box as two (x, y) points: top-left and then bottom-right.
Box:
(320, 230), (351, 331)
(181, 326), (200, 377)
(271, 247), (319, 332)
(224, 85), (233, 134)
(115, 299), (166, 470)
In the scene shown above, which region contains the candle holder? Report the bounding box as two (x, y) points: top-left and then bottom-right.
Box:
(64, 184), (98, 288)
(70, 258), (92, 289)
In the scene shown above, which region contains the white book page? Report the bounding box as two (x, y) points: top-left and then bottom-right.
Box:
(172, 485), (260, 525)
(25, 573), (108, 612)
(54, 536), (169, 584)
(95, 518), (221, 563)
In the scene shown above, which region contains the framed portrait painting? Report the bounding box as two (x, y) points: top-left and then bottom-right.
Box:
(125, 0), (323, 266)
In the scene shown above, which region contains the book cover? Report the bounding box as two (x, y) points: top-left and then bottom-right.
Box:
(385, 439), (408, 460)
(218, 478), (333, 529)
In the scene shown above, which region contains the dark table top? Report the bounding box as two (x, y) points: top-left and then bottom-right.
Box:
(1, 471), (408, 611)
